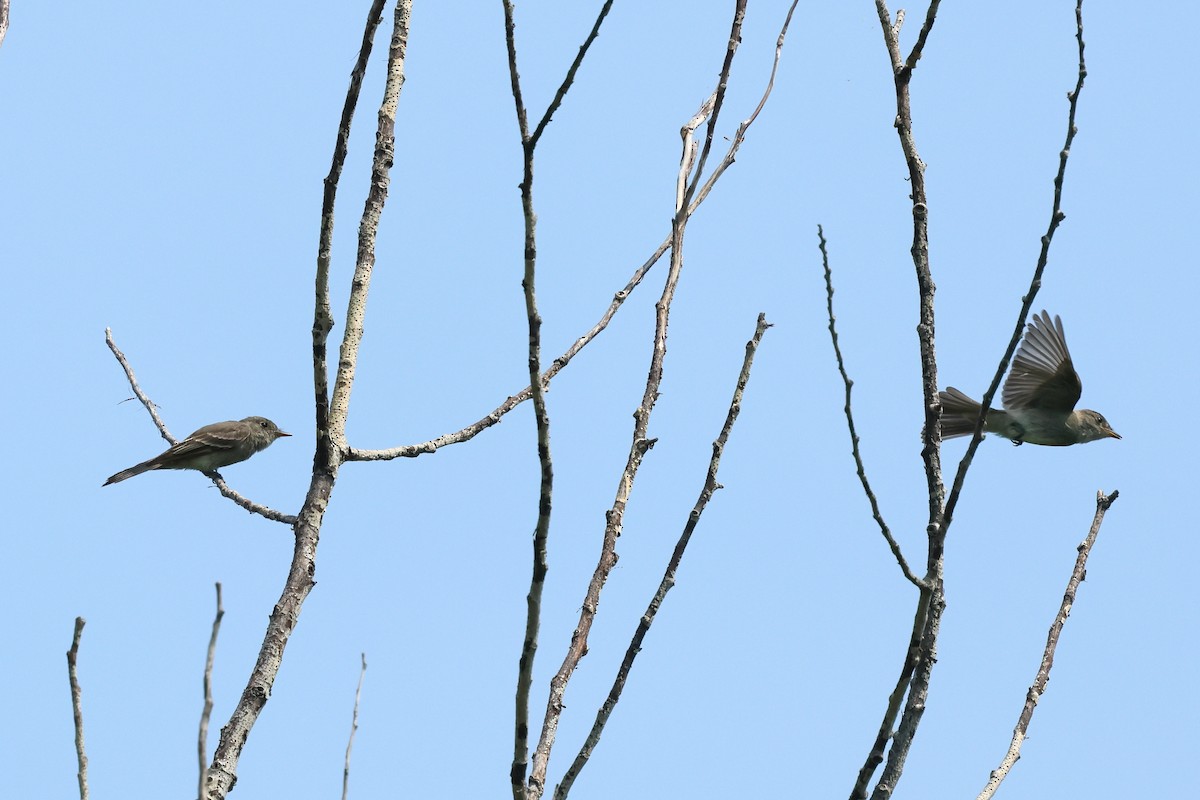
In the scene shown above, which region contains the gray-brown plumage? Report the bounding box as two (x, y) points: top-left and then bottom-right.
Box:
(104, 416), (290, 485)
(938, 311), (1120, 446)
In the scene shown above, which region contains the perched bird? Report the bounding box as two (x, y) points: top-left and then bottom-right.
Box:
(104, 416), (290, 485)
(938, 311), (1120, 446)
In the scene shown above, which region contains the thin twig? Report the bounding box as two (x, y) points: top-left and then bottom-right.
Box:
(347, 0), (796, 466)
(203, 3), (411, 798)
(554, 314), (772, 800)
(342, 654), (368, 800)
(198, 583), (224, 800)
(105, 327), (171, 441)
(104, 329), (297, 524)
(942, 0), (1089, 530)
(528, 1), (614, 149)
(818, 226), (922, 588)
(67, 617), (89, 800)
(977, 490), (1118, 800)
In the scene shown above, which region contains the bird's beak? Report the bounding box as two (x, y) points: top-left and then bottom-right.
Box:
(279, 431), (292, 437)
(1106, 429), (1121, 440)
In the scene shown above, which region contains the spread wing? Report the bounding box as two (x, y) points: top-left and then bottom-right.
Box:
(1002, 311), (1082, 411)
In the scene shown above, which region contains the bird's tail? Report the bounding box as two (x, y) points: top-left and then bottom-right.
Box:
(102, 458), (158, 486)
(938, 387), (986, 439)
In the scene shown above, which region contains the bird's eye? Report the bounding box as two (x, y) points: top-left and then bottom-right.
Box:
(260, 421), (269, 429)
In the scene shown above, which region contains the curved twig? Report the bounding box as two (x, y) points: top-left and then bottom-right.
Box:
(818, 226), (923, 588)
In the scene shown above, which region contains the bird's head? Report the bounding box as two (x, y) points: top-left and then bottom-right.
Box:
(1072, 409), (1121, 442)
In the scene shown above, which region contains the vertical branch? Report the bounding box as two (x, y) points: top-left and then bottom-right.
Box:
(67, 617), (89, 800)
(315, 0), (389, 469)
(874, 0), (945, 531)
(853, 4), (945, 799)
(503, 3), (616, 796)
(327, 1), (411, 446)
(553, 314), (772, 800)
(505, 1), (555, 791)
(977, 491), (1118, 800)
(204, 4), (411, 798)
(526, 81), (726, 799)
(198, 583), (225, 800)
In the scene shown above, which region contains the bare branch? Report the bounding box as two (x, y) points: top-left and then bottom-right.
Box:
(67, 617), (89, 800)
(326, 3), (410, 445)
(681, 0), (746, 208)
(526, 43), (740, 795)
(904, 2), (942, 72)
(501, 5), (620, 793)
(977, 490), (1119, 800)
(204, 3), (412, 797)
(850, 589), (934, 800)
(105, 327), (171, 442)
(818, 226), (923, 588)
(198, 584), (224, 800)
(501, 0), (586, 789)
(204, 475), (297, 525)
(874, 0), (944, 531)
(853, 3), (947, 797)
(349, 0), (797, 465)
(942, 0), (1089, 530)
(342, 654), (368, 800)
(554, 314), (772, 800)
(501, 0), (530, 141)
(529, 1), (615, 149)
(315, 0), (390, 464)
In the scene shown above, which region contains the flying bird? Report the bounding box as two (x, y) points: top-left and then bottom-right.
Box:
(938, 311), (1120, 446)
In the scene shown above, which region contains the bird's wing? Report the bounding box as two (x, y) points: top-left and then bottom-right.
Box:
(166, 421), (244, 458)
(1002, 311), (1082, 411)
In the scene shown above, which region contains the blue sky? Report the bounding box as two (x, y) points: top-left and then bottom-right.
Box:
(3, 2), (1195, 798)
